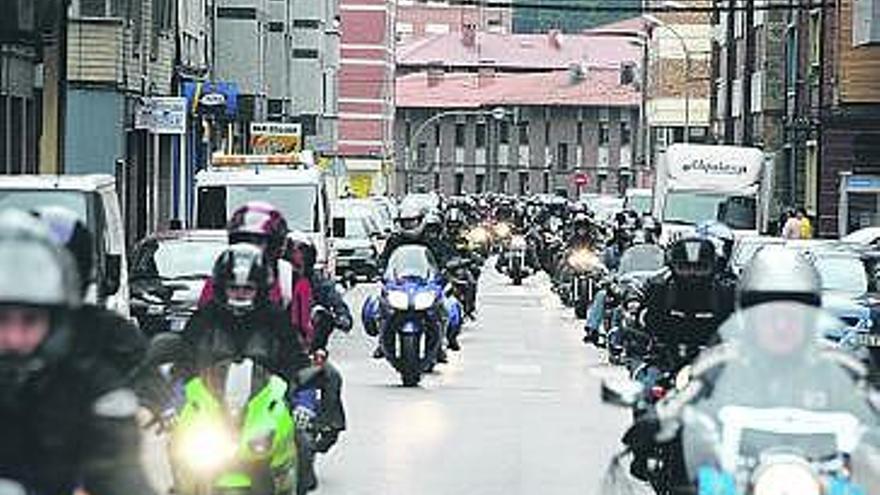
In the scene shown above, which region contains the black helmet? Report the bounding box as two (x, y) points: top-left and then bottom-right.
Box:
(284, 231), (317, 277)
(666, 236), (717, 279)
(32, 206), (94, 296)
(397, 203), (426, 238)
(0, 210), (80, 394)
(212, 244), (272, 315)
(737, 246), (821, 309)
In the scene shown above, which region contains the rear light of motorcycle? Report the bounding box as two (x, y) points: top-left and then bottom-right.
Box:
(650, 386), (667, 401)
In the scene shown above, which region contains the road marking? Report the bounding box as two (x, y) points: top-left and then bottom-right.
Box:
(494, 363), (543, 375)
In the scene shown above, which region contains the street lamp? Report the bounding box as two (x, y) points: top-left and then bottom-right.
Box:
(405, 107), (508, 193)
(642, 13), (691, 143)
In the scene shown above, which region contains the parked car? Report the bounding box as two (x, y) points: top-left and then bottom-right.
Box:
(332, 212), (381, 285)
(129, 230), (227, 336)
(729, 236), (784, 276)
(800, 247), (874, 362)
(842, 226), (880, 247)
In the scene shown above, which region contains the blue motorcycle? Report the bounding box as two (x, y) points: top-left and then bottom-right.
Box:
(362, 245), (461, 386)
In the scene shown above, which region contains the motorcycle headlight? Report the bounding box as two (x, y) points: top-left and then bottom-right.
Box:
(177, 423), (236, 472)
(247, 429), (275, 455)
(413, 291), (436, 311)
(387, 290), (409, 310)
(510, 235), (527, 249)
(753, 460), (821, 495)
(494, 222), (511, 239)
(467, 227), (489, 245)
(568, 250), (598, 272)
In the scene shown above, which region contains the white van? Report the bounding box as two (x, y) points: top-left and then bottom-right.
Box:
(194, 156), (334, 274)
(0, 174), (129, 316)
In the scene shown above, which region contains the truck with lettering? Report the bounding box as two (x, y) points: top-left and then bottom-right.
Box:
(654, 143), (772, 242)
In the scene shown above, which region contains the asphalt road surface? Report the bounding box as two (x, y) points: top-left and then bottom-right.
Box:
(143, 264), (633, 495)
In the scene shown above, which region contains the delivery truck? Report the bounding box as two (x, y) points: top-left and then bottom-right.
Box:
(654, 144), (773, 242)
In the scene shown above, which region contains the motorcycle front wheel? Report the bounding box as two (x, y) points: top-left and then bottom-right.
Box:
(399, 334), (422, 387)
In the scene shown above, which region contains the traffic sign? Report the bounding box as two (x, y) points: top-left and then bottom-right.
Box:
(573, 173), (589, 186)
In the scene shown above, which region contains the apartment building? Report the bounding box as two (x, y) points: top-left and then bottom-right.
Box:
(395, 67), (641, 197)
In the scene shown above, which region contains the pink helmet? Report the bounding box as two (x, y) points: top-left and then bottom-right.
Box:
(227, 201), (289, 260)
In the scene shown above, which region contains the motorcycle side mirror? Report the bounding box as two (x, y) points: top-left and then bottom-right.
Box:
(146, 333), (191, 366)
(601, 378), (644, 408)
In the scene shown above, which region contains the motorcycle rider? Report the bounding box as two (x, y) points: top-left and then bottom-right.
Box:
(373, 204), (457, 359)
(0, 210), (154, 495)
(197, 204), (348, 460)
(29, 206), (177, 419)
(641, 234), (736, 352)
(175, 244), (322, 491)
(283, 232), (350, 453)
(582, 212), (639, 344)
(623, 246), (877, 489)
(199, 201), (292, 307)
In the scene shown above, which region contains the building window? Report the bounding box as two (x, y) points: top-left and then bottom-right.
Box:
(620, 122), (631, 146)
(853, 0), (880, 45)
(499, 171), (509, 193)
(434, 124), (441, 146)
(454, 173), (464, 195)
(543, 171), (550, 193)
(518, 122), (529, 143)
(476, 123), (487, 148)
(599, 122), (610, 146)
(80, 0), (107, 16)
(294, 19), (321, 29)
(557, 143), (569, 170)
(455, 124), (465, 147)
(217, 7), (257, 19)
(544, 121), (551, 143)
(785, 28), (799, 96)
(476, 174), (486, 194)
(809, 9), (822, 67)
(425, 23), (451, 35)
(519, 172), (530, 195)
(577, 122), (583, 143)
(499, 121), (510, 144)
(417, 143), (427, 168)
(434, 173), (441, 191)
(293, 49), (319, 59)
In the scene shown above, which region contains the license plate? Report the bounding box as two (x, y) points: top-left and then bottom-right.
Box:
(169, 317), (189, 332)
(857, 333), (880, 347)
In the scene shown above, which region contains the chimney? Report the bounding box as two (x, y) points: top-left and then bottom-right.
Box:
(548, 29), (562, 49)
(478, 66), (496, 87)
(568, 62), (585, 85)
(427, 64), (444, 87)
(462, 23), (477, 48)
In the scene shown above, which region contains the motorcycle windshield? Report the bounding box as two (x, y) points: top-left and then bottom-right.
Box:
(201, 359), (272, 414)
(617, 245), (665, 274)
(681, 302), (880, 479)
(384, 245), (438, 280)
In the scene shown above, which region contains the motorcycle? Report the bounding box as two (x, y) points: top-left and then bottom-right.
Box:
(602, 303), (880, 495)
(145, 333), (321, 495)
(562, 246), (606, 319)
(361, 245), (449, 387)
(447, 257), (478, 319)
(604, 244), (665, 365)
(508, 234), (530, 285)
